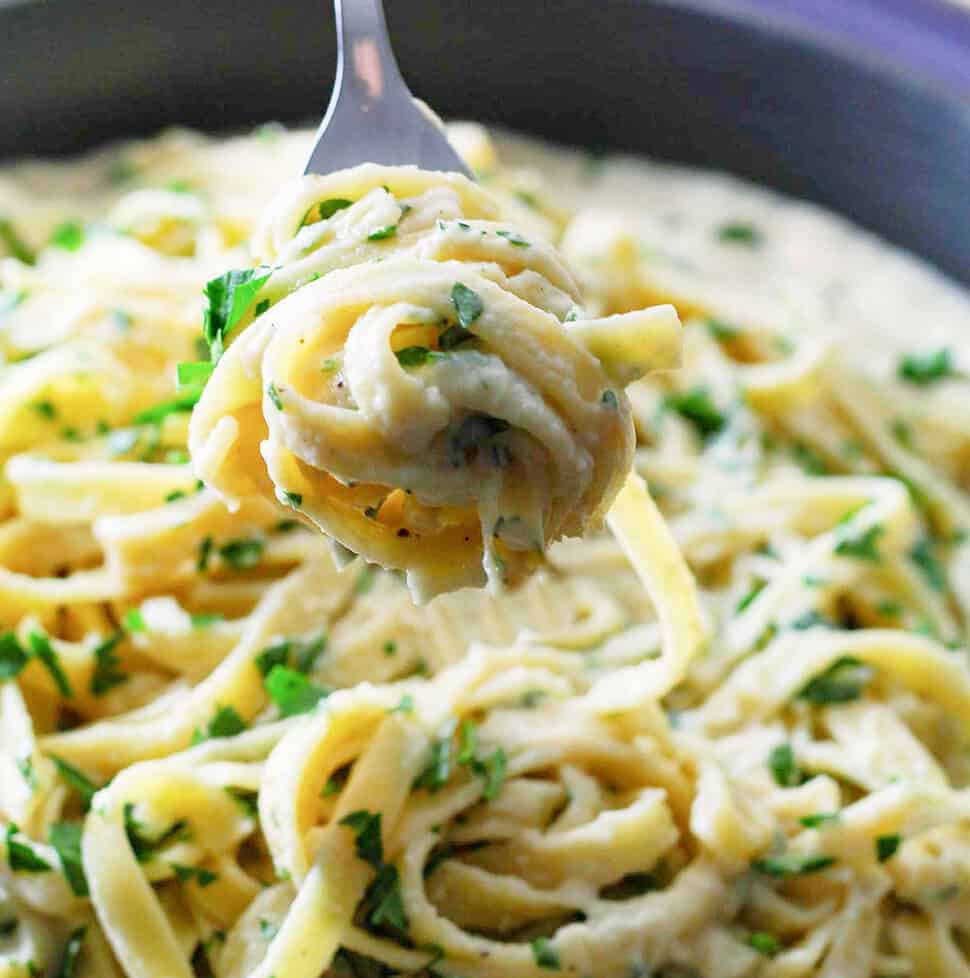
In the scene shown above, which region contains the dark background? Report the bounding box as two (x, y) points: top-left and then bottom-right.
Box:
(1, 0), (968, 284)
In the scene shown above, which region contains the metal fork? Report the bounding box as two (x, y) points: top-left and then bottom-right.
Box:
(305, 0), (472, 178)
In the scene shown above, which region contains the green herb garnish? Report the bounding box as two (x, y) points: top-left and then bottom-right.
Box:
(49, 221), (84, 252)
(0, 218), (35, 264)
(451, 282), (484, 329)
(767, 743), (801, 788)
(0, 633), (28, 680)
(798, 656), (871, 705)
(752, 852), (836, 877)
(898, 348), (954, 386)
(193, 705), (247, 744)
(6, 825), (51, 873)
(876, 834), (900, 862)
(531, 937), (560, 970)
(218, 537), (264, 570)
(264, 665), (330, 717)
(49, 755), (99, 811)
(49, 822), (88, 896)
(909, 538), (946, 592)
(747, 932), (780, 956)
(717, 222), (762, 245)
(171, 863), (218, 887)
(834, 524), (884, 562)
(90, 631), (127, 696)
(123, 804), (190, 863)
(663, 387), (725, 439)
(28, 631), (72, 697)
(366, 224), (397, 241)
(202, 267), (272, 361)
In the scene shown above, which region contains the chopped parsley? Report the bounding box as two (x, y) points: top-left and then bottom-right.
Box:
(495, 229), (529, 247)
(171, 863), (218, 887)
(767, 743), (801, 788)
(190, 612), (223, 629)
(176, 361), (214, 389)
(49, 755), (99, 811)
(747, 932), (780, 956)
(266, 382), (284, 411)
(282, 490), (302, 507)
(192, 705), (247, 744)
(90, 631), (127, 696)
(451, 282), (484, 329)
(202, 267), (272, 361)
(123, 803), (190, 863)
(891, 418), (914, 448)
(122, 609), (146, 633)
(359, 863), (408, 935)
(255, 634), (326, 676)
(131, 393), (200, 425)
(49, 822), (88, 896)
(663, 387), (725, 439)
(455, 720), (507, 800)
(28, 631), (72, 697)
(197, 536), (214, 572)
(752, 852), (836, 877)
(366, 224), (397, 241)
(438, 323), (476, 350)
(447, 413), (510, 468)
(909, 538), (946, 592)
(717, 221), (762, 245)
(218, 537), (265, 569)
(54, 925), (86, 978)
(876, 834), (901, 862)
(339, 810), (384, 868)
(321, 768), (348, 797)
(382, 640), (397, 656)
(395, 346), (445, 368)
(898, 347), (954, 386)
(224, 787), (258, 816)
(0, 919), (16, 937)
(6, 825), (52, 873)
(706, 317), (740, 341)
(32, 400), (57, 420)
(736, 580), (766, 614)
(413, 718), (457, 793)
(834, 524), (884, 562)
(390, 693), (414, 715)
(49, 221), (84, 252)
(264, 665), (329, 717)
(798, 656), (871, 705)
(308, 198), (353, 224)
(791, 441), (828, 475)
(321, 357), (340, 372)
(259, 918), (279, 939)
(355, 564), (378, 594)
(0, 218), (35, 264)
(0, 632), (28, 679)
(799, 812), (840, 829)
(531, 937), (561, 970)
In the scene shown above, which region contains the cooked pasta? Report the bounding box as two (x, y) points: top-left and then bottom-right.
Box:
(0, 120), (968, 978)
(188, 164), (681, 600)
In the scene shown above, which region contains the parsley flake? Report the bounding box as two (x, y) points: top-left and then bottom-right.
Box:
(798, 656), (871, 705)
(717, 221), (762, 245)
(49, 822), (88, 896)
(202, 267), (272, 361)
(29, 631), (73, 697)
(6, 825), (51, 873)
(752, 852), (836, 877)
(0, 632), (28, 680)
(876, 834), (901, 862)
(898, 348), (954, 386)
(49, 756), (99, 811)
(90, 631), (127, 696)
(531, 937), (560, 970)
(451, 282), (484, 329)
(264, 665), (329, 717)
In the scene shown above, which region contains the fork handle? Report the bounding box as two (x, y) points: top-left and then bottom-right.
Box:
(335, 0), (405, 102)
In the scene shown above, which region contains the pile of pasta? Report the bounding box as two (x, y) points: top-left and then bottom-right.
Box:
(0, 121), (968, 978)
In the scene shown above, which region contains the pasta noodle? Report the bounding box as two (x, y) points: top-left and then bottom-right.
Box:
(189, 164), (681, 600)
(0, 120), (967, 978)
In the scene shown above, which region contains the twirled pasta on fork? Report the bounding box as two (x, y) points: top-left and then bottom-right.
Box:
(189, 165), (682, 599)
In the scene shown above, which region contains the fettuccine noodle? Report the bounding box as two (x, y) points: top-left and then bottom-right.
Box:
(0, 121), (967, 978)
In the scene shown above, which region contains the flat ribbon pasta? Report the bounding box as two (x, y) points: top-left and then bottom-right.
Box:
(189, 164), (682, 600)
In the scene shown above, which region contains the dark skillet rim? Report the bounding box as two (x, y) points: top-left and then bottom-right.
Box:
(660, 0), (970, 103)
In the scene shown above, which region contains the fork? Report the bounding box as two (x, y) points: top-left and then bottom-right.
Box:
(305, 0), (472, 178)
